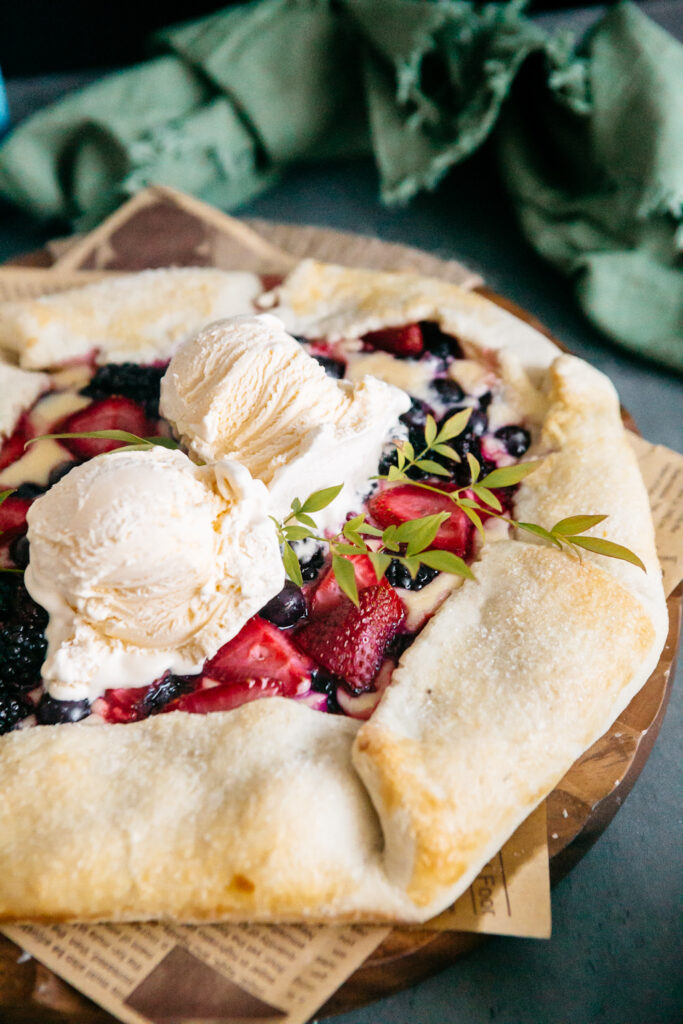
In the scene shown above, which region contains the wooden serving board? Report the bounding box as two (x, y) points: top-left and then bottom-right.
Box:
(1, 190), (679, 1021)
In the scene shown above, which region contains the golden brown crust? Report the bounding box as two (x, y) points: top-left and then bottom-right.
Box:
(0, 262), (668, 924)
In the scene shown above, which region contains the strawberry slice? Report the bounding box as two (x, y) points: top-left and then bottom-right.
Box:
(295, 581), (405, 691)
(56, 396), (153, 459)
(204, 616), (314, 693)
(171, 679), (285, 715)
(310, 555), (379, 616)
(0, 429), (27, 472)
(362, 323), (424, 357)
(0, 495), (32, 537)
(95, 686), (149, 724)
(369, 484), (473, 557)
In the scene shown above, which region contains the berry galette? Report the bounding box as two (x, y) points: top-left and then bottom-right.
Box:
(0, 261), (667, 924)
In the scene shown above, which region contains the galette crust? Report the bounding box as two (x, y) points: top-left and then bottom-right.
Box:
(0, 263), (668, 924)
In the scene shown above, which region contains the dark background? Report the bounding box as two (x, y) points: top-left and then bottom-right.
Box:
(2, 1), (627, 76)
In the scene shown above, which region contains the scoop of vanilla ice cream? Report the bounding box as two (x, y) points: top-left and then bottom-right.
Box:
(160, 314), (411, 527)
(25, 446), (284, 702)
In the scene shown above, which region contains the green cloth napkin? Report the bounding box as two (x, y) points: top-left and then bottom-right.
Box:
(0, 1), (680, 369)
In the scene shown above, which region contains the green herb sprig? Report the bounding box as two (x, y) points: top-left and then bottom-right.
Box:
(274, 410), (644, 604)
(25, 431), (180, 453)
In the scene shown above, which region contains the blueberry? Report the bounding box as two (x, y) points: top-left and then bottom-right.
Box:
(300, 549), (325, 582)
(310, 670), (342, 714)
(385, 560), (439, 591)
(399, 398), (429, 431)
(431, 378), (465, 404)
(467, 408), (488, 437)
(35, 694), (91, 725)
(478, 391), (493, 411)
(9, 534), (30, 569)
(47, 461), (78, 488)
(0, 623), (47, 692)
(0, 691), (32, 734)
(377, 447), (399, 477)
(135, 674), (195, 717)
(82, 362), (166, 419)
(13, 482), (44, 500)
(420, 322), (463, 360)
(312, 355), (345, 379)
(495, 425), (531, 457)
(260, 582), (307, 627)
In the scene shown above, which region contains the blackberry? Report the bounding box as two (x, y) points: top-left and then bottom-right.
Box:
(36, 694), (91, 725)
(300, 548), (324, 582)
(495, 425), (531, 457)
(385, 560), (439, 591)
(385, 633), (415, 661)
(420, 322), (463, 360)
(312, 354), (345, 379)
(0, 575), (19, 620)
(9, 534), (30, 569)
(310, 670), (342, 714)
(260, 583), (307, 628)
(0, 691), (32, 735)
(12, 582), (49, 630)
(134, 673), (195, 717)
(0, 623), (47, 691)
(82, 362), (166, 419)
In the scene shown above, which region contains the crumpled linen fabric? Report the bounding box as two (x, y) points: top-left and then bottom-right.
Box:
(0, 0), (680, 368)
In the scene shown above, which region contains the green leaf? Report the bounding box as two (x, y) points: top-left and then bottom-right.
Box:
(0, 567), (24, 574)
(418, 550), (476, 579)
(470, 485), (502, 512)
(517, 522), (563, 549)
(478, 461), (542, 489)
(0, 489), (14, 506)
(401, 555), (422, 579)
(335, 542), (365, 556)
(567, 536), (646, 571)
(436, 408), (471, 443)
(459, 503), (486, 539)
(282, 525), (314, 541)
(282, 542), (303, 586)
(396, 447), (406, 470)
(344, 514), (365, 534)
(300, 483), (344, 513)
(424, 414), (437, 448)
(382, 525), (400, 552)
(26, 429), (152, 449)
(291, 497), (302, 513)
(551, 514), (608, 536)
(401, 440), (415, 463)
(294, 511), (317, 529)
(467, 453), (480, 483)
(332, 555), (359, 606)
(387, 464), (405, 482)
(414, 459), (450, 477)
(399, 513), (450, 556)
(358, 522), (384, 538)
(143, 435), (180, 449)
(368, 550), (392, 583)
(432, 443), (460, 462)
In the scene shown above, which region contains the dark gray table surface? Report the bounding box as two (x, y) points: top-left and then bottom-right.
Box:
(1, 9), (681, 1021)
